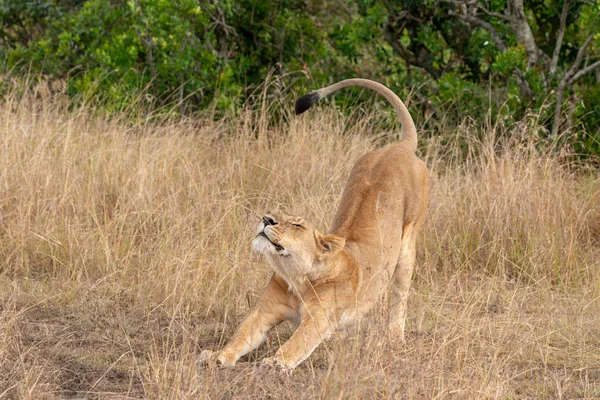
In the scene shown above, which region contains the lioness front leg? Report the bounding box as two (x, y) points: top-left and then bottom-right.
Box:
(201, 275), (295, 367)
(263, 298), (337, 369)
(211, 309), (279, 366)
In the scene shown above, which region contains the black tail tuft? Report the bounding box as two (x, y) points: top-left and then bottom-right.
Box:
(294, 92), (321, 115)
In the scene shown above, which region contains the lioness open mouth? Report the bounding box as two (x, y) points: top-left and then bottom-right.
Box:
(258, 232), (284, 251)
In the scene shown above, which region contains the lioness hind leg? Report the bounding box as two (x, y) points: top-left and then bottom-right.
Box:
(388, 222), (418, 342)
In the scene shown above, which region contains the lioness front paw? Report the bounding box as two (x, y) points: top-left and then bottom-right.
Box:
(216, 351), (237, 367)
(197, 350), (216, 368)
(260, 356), (293, 373)
(196, 350), (237, 368)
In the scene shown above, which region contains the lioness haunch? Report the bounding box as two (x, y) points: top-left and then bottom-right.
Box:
(199, 78), (429, 370)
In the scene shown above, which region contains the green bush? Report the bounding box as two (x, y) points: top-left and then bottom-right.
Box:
(1, 0), (599, 158)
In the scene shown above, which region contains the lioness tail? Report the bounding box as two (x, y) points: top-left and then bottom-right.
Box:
(295, 79), (417, 153)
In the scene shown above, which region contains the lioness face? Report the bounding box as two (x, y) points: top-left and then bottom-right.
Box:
(252, 213), (318, 259)
(252, 213), (346, 277)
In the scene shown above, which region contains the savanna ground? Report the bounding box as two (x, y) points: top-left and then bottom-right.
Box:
(1, 87), (600, 399)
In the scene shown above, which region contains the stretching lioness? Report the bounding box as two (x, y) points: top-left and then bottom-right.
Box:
(199, 78), (429, 370)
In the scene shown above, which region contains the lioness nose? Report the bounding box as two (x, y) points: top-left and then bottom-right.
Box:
(263, 215), (277, 226)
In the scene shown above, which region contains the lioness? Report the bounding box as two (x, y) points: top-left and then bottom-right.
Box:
(199, 78), (429, 370)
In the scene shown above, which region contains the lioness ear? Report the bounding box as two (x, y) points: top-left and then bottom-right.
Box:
(317, 233), (345, 260)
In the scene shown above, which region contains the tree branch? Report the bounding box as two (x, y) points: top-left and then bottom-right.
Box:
(569, 60), (600, 84)
(449, 8), (533, 99)
(383, 23), (416, 64)
(509, 0), (547, 70)
(448, 10), (506, 51)
(552, 33), (598, 135)
(442, 0), (477, 4)
(441, 0), (514, 21)
(475, 4), (515, 22)
(512, 68), (533, 99)
(549, 0), (570, 75)
(567, 33), (596, 79)
(383, 22), (442, 79)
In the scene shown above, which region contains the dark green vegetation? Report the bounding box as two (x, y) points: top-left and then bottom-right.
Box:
(1, 0), (599, 155)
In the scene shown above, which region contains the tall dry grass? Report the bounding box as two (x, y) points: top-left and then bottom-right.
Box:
(0, 87), (599, 399)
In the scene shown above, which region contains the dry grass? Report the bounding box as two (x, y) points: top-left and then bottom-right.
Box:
(0, 89), (599, 399)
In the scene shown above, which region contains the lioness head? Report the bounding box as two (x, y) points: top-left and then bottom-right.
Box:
(252, 213), (345, 278)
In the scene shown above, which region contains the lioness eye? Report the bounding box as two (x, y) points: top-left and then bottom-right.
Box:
(292, 223), (304, 229)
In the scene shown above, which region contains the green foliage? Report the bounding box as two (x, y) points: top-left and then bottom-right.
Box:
(1, 0), (599, 157)
(492, 46), (526, 75)
(575, 83), (600, 156)
(2, 0), (328, 113)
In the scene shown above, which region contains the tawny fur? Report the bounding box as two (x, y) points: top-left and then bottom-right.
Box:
(199, 78), (429, 370)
